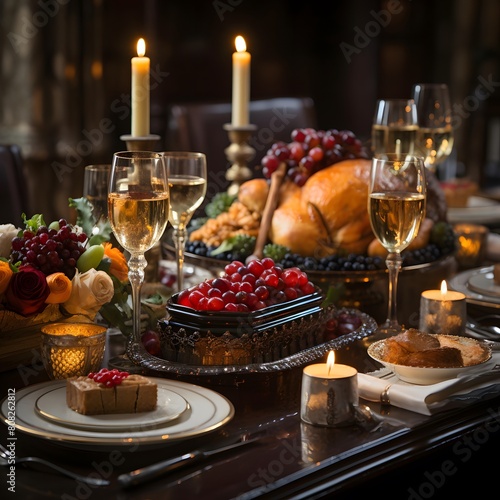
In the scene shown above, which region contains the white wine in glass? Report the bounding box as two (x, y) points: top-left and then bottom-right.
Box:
(412, 83), (454, 172)
(163, 152), (207, 292)
(368, 153), (426, 336)
(83, 164), (111, 234)
(371, 99), (419, 156)
(108, 151), (170, 342)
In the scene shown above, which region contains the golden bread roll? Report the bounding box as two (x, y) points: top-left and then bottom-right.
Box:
(270, 159), (374, 256)
(238, 178), (269, 214)
(375, 330), (490, 368)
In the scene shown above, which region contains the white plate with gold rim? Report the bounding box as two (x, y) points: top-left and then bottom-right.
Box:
(35, 385), (188, 432)
(1, 378), (234, 449)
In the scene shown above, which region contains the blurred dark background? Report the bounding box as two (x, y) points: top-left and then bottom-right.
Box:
(1, 0), (500, 223)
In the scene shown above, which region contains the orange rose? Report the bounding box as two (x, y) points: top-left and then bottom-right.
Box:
(45, 272), (72, 304)
(103, 243), (128, 282)
(0, 260), (13, 295)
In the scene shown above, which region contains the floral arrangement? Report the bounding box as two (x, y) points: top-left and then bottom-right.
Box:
(0, 198), (167, 335)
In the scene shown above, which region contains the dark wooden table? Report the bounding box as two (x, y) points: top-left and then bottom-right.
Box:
(1, 335), (499, 500)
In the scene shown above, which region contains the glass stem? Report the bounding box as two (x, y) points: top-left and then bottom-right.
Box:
(385, 251), (402, 330)
(173, 227), (187, 292)
(128, 253), (147, 343)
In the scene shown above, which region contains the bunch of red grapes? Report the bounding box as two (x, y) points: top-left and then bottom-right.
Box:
(261, 128), (369, 186)
(177, 257), (316, 312)
(10, 219), (88, 279)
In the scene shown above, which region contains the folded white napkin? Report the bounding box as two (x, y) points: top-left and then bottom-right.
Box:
(358, 350), (500, 415)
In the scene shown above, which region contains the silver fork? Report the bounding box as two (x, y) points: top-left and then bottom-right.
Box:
(0, 444), (109, 486)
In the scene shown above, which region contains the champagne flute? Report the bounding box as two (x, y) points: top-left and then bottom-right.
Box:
(163, 152), (207, 292)
(412, 83), (454, 173)
(108, 151), (170, 341)
(371, 99), (419, 156)
(83, 164), (111, 234)
(368, 153), (426, 335)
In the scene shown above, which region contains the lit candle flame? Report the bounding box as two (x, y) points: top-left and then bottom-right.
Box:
(327, 350), (335, 376)
(137, 38), (146, 57)
(235, 35), (246, 53)
(440, 280), (448, 295)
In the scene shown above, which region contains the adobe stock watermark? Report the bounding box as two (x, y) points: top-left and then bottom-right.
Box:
(407, 405), (500, 499)
(213, 0), (245, 22)
(339, 0), (406, 63)
(7, 0), (70, 54)
(51, 65), (170, 182)
(247, 436), (301, 488)
(247, 106), (301, 154)
(451, 74), (500, 130)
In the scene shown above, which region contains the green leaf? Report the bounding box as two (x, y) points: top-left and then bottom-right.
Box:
(143, 292), (165, 305)
(210, 237), (236, 256)
(321, 284), (345, 308)
(69, 197), (113, 243)
(99, 303), (132, 336)
(22, 213), (45, 232)
(68, 197), (95, 236)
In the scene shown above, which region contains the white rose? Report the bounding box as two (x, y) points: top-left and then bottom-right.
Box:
(63, 269), (114, 317)
(0, 224), (19, 259)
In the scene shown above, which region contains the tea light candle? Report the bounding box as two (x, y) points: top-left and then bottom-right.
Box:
(131, 38), (150, 137)
(419, 280), (466, 336)
(231, 35), (250, 126)
(40, 323), (107, 380)
(301, 351), (358, 427)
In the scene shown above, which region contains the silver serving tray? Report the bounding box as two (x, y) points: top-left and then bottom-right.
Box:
(127, 308), (377, 377)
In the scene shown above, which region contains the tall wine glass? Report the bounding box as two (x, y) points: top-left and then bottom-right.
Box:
(371, 99), (419, 156)
(412, 83), (454, 173)
(368, 153), (426, 335)
(163, 152), (207, 292)
(83, 164), (111, 236)
(108, 151), (170, 341)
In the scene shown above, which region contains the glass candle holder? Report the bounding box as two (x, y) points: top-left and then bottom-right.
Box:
(419, 281), (467, 336)
(454, 223), (489, 269)
(40, 323), (107, 379)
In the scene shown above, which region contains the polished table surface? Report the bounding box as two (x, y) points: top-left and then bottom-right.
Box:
(1, 334), (499, 500)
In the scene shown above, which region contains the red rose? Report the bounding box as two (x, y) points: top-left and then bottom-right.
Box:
(5, 265), (50, 316)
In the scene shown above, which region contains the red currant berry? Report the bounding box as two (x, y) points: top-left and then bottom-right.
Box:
(207, 287), (222, 298)
(261, 257), (275, 269)
(282, 269), (299, 287)
(264, 274), (279, 287)
(247, 259), (264, 277)
(188, 290), (204, 307)
(207, 297), (224, 311)
(255, 285), (269, 300)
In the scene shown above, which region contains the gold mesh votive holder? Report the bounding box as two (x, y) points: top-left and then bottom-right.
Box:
(40, 323), (107, 380)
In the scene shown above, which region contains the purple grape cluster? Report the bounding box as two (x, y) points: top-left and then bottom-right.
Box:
(261, 128), (369, 186)
(10, 219), (88, 279)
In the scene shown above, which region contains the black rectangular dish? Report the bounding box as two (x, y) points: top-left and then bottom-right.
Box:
(164, 290), (324, 337)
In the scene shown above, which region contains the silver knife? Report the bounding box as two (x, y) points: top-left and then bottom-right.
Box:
(118, 435), (262, 488)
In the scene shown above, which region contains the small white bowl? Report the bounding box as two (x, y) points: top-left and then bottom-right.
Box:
(367, 336), (492, 385)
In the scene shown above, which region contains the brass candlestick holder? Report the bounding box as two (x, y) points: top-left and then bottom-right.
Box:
(120, 134), (161, 151)
(223, 124), (257, 196)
